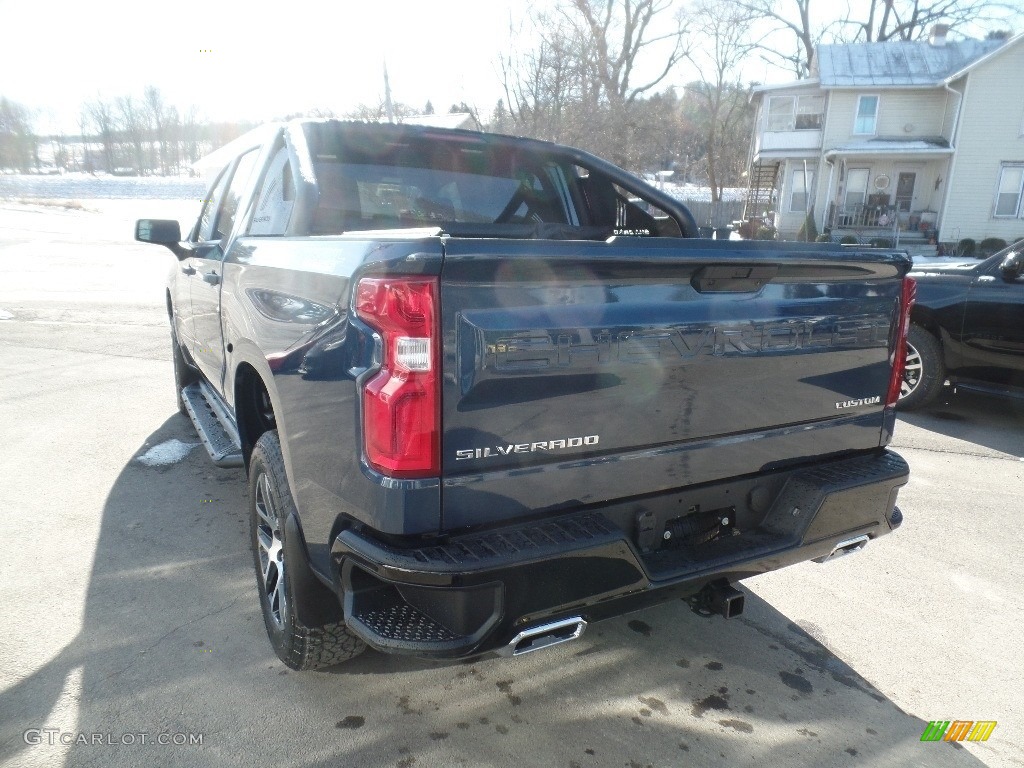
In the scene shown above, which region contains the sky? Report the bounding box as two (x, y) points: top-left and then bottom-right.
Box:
(0, 0), (522, 132)
(1, 0), (786, 134)
(1, 0), (1014, 135)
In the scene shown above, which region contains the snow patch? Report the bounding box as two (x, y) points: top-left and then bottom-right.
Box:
(910, 256), (980, 266)
(0, 173), (206, 200)
(0, 309), (13, 320)
(137, 439), (198, 466)
(658, 182), (747, 203)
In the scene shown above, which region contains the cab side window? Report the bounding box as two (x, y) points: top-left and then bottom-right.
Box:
(196, 167), (232, 242)
(214, 149), (260, 240)
(248, 147), (295, 236)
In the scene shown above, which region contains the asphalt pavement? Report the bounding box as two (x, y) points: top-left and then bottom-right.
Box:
(1, 199), (1021, 768)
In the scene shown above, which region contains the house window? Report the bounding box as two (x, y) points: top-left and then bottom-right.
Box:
(844, 168), (870, 209)
(854, 95), (879, 135)
(790, 168), (815, 213)
(994, 165), (1024, 217)
(767, 97), (795, 131)
(767, 95), (823, 131)
(795, 96), (824, 130)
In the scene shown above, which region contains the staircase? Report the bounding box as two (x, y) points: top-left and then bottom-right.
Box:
(742, 161), (780, 221)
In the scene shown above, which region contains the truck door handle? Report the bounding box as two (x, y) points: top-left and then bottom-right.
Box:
(202, 271), (220, 285)
(181, 264), (196, 276)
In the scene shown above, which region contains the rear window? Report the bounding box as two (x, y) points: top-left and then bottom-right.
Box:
(315, 163), (535, 228)
(306, 129), (572, 234)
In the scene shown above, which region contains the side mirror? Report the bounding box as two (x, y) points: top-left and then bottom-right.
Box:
(1000, 251), (1022, 282)
(135, 218), (181, 244)
(136, 219), (186, 259)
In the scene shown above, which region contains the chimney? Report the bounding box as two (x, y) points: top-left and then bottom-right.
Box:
(929, 24), (949, 47)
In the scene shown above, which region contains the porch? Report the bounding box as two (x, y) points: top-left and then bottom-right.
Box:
(821, 140), (953, 246)
(825, 202), (939, 245)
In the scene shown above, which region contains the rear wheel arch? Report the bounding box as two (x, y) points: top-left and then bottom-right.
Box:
(908, 306), (941, 338)
(249, 430), (361, 668)
(907, 307), (952, 367)
(234, 361), (279, 470)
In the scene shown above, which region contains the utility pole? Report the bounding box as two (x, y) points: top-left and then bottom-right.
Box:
(383, 61), (395, 123)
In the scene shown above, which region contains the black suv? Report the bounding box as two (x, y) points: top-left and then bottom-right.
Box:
(900, 239), (1024, 409)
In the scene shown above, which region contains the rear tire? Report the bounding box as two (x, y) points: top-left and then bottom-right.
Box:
(249, 430), (366, 669)
(899, 325), (945, 410)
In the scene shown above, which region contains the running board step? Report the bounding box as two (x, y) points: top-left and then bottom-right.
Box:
(180, 382), (243, 468)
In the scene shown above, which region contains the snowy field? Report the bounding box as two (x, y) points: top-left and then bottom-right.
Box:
(0, 173), (206, 200)
(1, 173), (739, 204)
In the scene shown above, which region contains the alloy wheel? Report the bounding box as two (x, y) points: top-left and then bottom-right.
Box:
(901, 341), (923, 399)
(254, 472), (287, 629)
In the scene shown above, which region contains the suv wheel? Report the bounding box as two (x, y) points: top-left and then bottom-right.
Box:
(899, 325), (945, 410)
(249, 430), (366, 669)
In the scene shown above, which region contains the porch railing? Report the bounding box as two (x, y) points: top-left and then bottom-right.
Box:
(829, 203), (899, 229)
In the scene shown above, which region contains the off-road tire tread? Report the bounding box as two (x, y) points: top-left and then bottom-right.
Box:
(250, 431), (366, 670)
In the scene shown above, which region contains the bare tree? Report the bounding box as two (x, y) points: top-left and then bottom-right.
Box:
(683, 1), (759, 201)
(117, 95), (146, 173)
(848, 0), (1020, 43)
(85, 97), (116, 172)
(741, 0), (1022, 77)
(345, 101), (417, 122)
(496, 0), (692, 168)
(565, 0), (690, 107)
(498, 12), (594, 142)
(168, 105), (184, 174)
(734, 0), (830, 77)
(144, 86), (168, 174)
(0, 97), (36, 172)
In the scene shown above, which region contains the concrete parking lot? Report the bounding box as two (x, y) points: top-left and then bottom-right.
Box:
(1, 198), (1021, 768)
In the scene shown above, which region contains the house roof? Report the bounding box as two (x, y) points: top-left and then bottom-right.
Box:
(750, 79), (820, 94)
(816, 37), (1009, 87)
(825, 138), (954, 159)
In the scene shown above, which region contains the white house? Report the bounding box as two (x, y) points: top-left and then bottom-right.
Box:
(745, 27), (1024, 248)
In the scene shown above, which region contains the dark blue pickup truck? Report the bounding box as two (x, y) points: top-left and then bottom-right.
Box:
(137, 120), (913, 669)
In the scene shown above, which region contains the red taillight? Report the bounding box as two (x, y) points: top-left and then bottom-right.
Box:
(886, 276), (917, 407)
(355, 277), (440, 478)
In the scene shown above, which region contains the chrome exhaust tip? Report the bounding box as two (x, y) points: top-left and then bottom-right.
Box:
(498, 616), (587, 657)
(814, 534), (870, 564)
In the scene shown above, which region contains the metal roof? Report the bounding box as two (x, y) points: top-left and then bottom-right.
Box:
(816, 38), (1007, 87)
(750, 79), (820, 94)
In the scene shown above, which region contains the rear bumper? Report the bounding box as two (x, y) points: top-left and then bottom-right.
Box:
(330, 450), (908, 658)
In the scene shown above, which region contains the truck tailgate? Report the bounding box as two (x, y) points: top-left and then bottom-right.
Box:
(439, 238), (908, 531)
